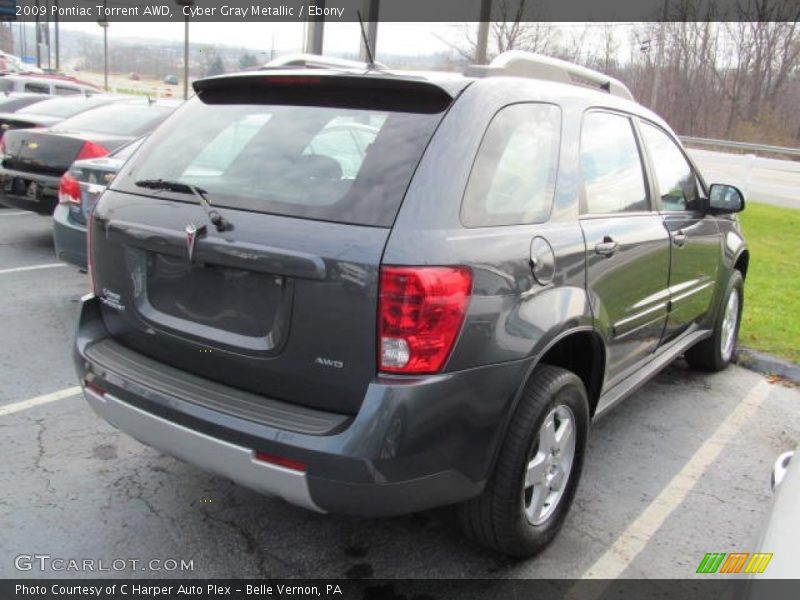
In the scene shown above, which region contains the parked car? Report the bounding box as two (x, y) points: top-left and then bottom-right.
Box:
(163, 74), (179, 85)
(0, 92), (49, 113)
(749, 449), (796, 579)
(0, 99), (179, 214)
(0, 94), (122, 140)
(0, 74), (99, 96)
(53, 138), (143, 268)
(74, 52), (748, 557)
(0, 51), (44, 74)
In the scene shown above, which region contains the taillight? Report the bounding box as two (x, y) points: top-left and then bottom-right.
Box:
(58, 172), (81, 205)
(378, 266), (472, 374)
(76, 140), (109, 160)
(0, 135), (5, 156)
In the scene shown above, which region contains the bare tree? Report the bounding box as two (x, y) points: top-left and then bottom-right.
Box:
(436, 0), (558, 62)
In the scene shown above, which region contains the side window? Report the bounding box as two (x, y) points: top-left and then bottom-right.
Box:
(640, 122), (700, 211)
(581, 112), (648, 214)
(24, 82), (50, 94)
(55, 86), (80, 96)
(461, 103), (561, 227)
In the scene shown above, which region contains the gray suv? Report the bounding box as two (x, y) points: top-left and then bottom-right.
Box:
(74, 52), (748, 557)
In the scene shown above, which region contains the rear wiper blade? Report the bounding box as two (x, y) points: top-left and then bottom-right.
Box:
(134, 178), (231, 232)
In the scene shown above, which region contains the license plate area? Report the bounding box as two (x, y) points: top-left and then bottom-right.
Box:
(145, 252), (286, 338)
(4, 177), (34, 199)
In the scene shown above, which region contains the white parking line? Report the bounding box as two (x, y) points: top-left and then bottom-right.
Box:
(581, 379), (772, 579)
(0, 386), (83, 417)
(0, 211), (32, 216)
(0, 263), (67, 276)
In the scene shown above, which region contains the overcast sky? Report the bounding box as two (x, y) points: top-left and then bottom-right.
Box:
(54, 21), (467, 57)
(49, 21), (643, 62)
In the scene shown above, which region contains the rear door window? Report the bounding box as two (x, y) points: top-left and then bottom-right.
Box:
(55, 85), (80, 95)
(580, 111), (649, 214)
(461, 103), (561, 227)
(24, 82), (50, 94)
(114, 95), (446, 227)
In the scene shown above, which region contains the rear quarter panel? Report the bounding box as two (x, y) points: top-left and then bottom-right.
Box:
(384, 78), (592, 372)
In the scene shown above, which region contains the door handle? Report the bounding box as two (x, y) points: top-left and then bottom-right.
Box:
(595, 237), (618, 257)
(672, 230), (688, 247)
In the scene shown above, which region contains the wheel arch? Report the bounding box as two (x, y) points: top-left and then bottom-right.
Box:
(486, 326), (607, 478)
(734, 249), (749, 280)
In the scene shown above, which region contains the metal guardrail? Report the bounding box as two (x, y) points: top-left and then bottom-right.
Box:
(680, 136), (800, 158)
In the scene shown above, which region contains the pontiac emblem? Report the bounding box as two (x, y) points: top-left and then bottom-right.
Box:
(185, 223), (206, 262)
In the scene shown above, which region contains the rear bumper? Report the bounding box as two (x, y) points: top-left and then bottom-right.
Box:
(52, 204), (88, 268)
(0, 168), (60, 215)
(74, 295), (531, 517)
(84, 386), (323, 512)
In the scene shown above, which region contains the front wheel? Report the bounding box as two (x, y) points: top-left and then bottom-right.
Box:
(685, 270), (743, 372)
(458, 365), (589, 557)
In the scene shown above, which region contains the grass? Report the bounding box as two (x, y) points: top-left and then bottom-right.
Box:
(738, 202), (800, 363)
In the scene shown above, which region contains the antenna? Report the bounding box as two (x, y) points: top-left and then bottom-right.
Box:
(356, 10), (375, 70)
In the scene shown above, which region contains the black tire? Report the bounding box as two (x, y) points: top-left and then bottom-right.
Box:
(685, 270), (743, 372)
(458, 365), (589, 557)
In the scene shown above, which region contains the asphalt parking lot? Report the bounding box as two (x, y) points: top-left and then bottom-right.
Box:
(0, 206), (798, 579)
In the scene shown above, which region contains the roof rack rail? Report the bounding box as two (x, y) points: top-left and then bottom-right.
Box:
(466, 51), (634, 101)
(263, 53), (387, 71)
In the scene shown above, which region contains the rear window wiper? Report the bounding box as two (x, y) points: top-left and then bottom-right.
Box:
(135, 178), (231, 232)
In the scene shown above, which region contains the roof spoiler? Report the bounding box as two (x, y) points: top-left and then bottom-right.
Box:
(262, 53), (387, 72)
(466, 51), (634, 101)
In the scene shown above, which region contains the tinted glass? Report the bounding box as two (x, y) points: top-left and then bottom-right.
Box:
(0, 95), (46, 112)
(17, 97), (111, 118)
(24, 82), (50, 94)
(0, 80), (13, 92)
(640, 122), (700, 211)
(55, 85), (80, 96)
(581, 112), (648, 214)
(53, 104), (173, 136)
(111, 137), (144, 160)
(114, 96), (444, 227)
(461, 103), (561, 227)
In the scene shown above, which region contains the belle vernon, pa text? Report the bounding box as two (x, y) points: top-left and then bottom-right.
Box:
(40, 3), (346, 19)
(16, 584), (344, 597)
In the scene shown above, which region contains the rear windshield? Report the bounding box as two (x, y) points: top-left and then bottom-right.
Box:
(113, 94), (446, 227)
(16, 97), (110, 119)
(0, 95), (46, 113)
(53, 104), (173, 136)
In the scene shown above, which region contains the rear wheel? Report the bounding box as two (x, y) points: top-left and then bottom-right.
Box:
(458, 365), (589, 557)
(685, 270), (743, 372)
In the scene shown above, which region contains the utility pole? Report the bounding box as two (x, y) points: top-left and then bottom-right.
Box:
(650, 0), (670, 112)
(35, 0), (40, 68)
(174, 1), (194, 100)
(476, 0), (492, 64)
(649, 23), (665, 111)
(54, 0), (59, 71)
(99, 18), (108, 90)
(304, 0), (324, 54)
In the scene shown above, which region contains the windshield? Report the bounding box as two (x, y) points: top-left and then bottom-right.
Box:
(16, 97), (110, 119)
(114, 95), (445, 227)
(53, 104), (173, 136)
(112, 137), (144, 160)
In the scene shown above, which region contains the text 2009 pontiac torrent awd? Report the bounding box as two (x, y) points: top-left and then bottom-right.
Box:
(74, 52), (748, 556)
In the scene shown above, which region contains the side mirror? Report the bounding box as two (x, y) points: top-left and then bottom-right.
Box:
(708, 183), (745, 214)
